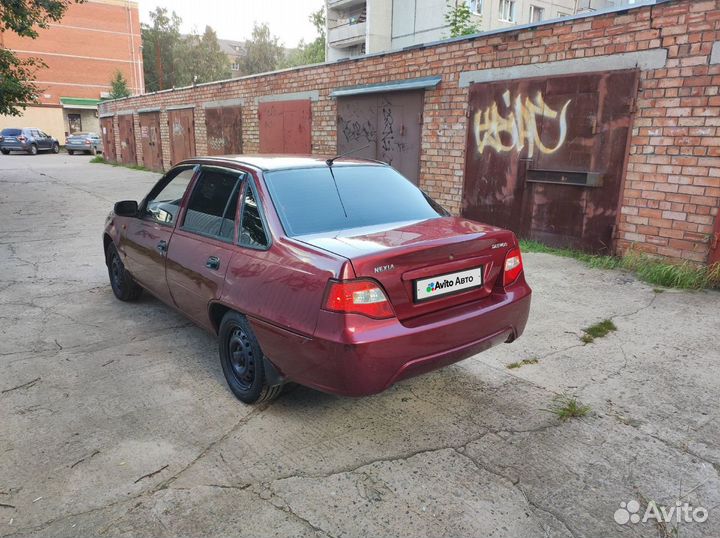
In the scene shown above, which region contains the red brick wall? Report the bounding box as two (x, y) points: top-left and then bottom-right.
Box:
(1, 0), (143, 103)
(100, 0), (720, 266)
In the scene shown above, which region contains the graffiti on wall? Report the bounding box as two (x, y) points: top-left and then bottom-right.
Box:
(473, 90), (571, 158)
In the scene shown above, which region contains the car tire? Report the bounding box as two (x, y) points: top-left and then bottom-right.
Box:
(29, 144), (38, 155)
(52, 143), (60, 154)
(0, 149), (9, 155)
(67, 150), (74, 155)
(106, 243), (142, 301)
(219, 311), (282, 404)
(91, 146), (97, 156)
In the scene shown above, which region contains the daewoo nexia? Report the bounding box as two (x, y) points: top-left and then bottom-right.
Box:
(103, 156), (531, 403)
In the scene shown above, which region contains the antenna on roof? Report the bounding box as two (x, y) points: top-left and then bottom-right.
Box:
(325, 144), (370, 167)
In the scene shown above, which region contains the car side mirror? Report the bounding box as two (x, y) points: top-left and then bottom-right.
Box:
(114, 200), (138, 217)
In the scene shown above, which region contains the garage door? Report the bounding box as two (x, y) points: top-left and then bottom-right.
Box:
(117, 114), (136, 166)
(167, 107), (196, 165)
(205, 105), (242, 156)
(100, 116), (116, 162)
(337, 91), (423, 184)
(258, 100), (311, 154)
(462, 70), (638, 253)
(138, 111), (164, 171)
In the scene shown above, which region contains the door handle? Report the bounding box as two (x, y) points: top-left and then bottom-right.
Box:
(206, 256), (220, 270)
(156, 240), (167, 254)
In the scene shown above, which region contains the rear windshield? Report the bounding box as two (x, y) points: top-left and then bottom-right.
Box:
(264, 165), (447, 236)
(1, 129), (21, 136)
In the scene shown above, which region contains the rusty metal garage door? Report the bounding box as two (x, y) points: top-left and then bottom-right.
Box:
(205, 106), (242, 156)
(258, 100), (311, 154)
(117, 114), (136, 166)
(337, 91), (423, 184)
(138, 111), (164, 171)
(462, 70), (639, 254)
(100, 117), (116, 162)
(167, 108), (196, 165)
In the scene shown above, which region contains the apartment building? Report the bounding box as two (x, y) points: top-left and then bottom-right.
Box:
(326, 0), (633, 60)
(0, 0), (142, 140)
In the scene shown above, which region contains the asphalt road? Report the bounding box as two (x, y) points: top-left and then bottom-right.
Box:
(1, 153), (719, 538)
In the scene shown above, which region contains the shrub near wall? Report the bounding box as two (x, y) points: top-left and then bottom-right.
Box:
(100, 0), (720, 266)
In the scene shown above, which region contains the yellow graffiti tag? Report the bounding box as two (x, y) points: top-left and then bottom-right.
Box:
(473, 90), (571, 158)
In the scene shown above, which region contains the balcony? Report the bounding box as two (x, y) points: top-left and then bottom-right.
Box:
(328, 20), (366, 48)
(327, 0), (365, 9)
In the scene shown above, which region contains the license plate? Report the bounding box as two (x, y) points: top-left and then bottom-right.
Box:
(414, 266), (483, 302)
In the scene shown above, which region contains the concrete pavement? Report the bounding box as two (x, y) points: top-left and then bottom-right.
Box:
(1, 154), (719, 537)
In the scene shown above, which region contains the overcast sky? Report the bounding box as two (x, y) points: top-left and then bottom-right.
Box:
(138, 0), (323, 47)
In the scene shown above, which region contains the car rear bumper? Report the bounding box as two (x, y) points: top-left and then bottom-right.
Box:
(1, 143), (30, 151)
(66, 144), (93, 151)
(252, 281), (532, 397)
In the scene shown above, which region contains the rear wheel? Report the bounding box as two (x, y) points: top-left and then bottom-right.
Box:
(28, 144), (37, 155)
(67, 150), (74, 155)
(1, 149), (9, 155)
(106, 243), (142, 301)
(219, 311), (282, 404)
(52, 143), (60, 154)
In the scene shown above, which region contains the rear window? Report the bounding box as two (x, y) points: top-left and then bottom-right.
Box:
(264, 165), (447, 236)
(1, 129), (21, 136)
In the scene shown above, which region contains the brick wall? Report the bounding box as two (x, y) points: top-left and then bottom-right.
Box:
(99, 0), (720, 266)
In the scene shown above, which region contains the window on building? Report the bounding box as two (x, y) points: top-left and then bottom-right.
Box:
(499, 0), (516, 22)
(68, 114), (82, 133)
(530, 5), (544, 22)
(231, 62), (240, 71)
(557, 11), (571, 18)
(466, 0), (483, 15)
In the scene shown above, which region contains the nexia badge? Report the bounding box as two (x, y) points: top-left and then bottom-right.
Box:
(374, 264), (395, 274)
(491, 242), (509, 249)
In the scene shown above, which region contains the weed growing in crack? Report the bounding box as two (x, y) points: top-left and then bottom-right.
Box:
(507, 358), (539, 369)
(543, 393), (591, 421)
(581, 319), (617, 344)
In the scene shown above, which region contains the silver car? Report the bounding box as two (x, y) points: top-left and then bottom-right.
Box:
(66, 132), (103, 155)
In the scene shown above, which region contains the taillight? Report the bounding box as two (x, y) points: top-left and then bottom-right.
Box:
(503, 247), (524, 287)
(85, 139), (91, 145)
(17, 136), (27, 142)
(323, 279), (395, 319)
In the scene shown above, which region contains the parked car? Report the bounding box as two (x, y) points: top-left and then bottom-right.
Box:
(66, 132), (103, 155)
(0, 128), (60, 155)
(103, 156), (531, 403)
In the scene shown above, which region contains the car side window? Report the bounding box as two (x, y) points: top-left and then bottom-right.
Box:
(182, 169), (244, 241)
(144, 167), (196, 225)
(239, 182), (269, 249)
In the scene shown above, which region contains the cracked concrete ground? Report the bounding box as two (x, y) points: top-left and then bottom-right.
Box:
(1, 154), (719, 538)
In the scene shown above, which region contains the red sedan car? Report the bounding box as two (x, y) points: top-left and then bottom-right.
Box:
(104, 156), (531, 403)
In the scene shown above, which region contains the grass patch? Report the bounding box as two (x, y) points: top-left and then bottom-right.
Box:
(90, 155), (151, 172)
(507, 357), (539, 369)
(543, 393), (591, 421)
(519, 239), (720, 290)
(580, 319), (617, 344)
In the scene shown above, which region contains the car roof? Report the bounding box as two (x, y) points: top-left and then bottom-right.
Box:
(188, 155), (387, 172)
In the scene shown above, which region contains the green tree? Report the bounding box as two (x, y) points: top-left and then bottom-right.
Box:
(177, 26), (231, 86)
(280, 7), (326, 69)
(141, 7), (182, 91)
(108, 70), (131, 99)
(0, 0), (83, 116)
(445, 1), (479, 38)
(239, 22), (283, 76)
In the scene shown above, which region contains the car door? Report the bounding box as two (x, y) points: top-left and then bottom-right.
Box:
(120, 165), (198, 304)
(165, 166), (245, 329)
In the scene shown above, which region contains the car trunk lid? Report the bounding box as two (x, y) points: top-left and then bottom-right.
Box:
(297, 217), (516, 322)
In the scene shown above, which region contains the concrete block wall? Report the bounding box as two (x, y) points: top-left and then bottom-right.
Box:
(99, 0), (720, 265)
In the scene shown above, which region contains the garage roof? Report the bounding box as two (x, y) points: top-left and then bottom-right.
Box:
(330, 76), (442, 98)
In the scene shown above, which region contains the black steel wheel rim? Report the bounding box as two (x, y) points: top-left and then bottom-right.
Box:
(228, 327), (255, 390)
(110, 254), (123, 294)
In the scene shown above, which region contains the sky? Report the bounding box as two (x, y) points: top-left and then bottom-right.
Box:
(138, 0), (323, 47)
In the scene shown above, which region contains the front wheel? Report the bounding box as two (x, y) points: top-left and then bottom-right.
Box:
(28, 144), (38, 155)
(52, 143), (60, 154)
(106, 243), (142, 301)
(0, 149), (9, 155)
(219, 312), (282, 404)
